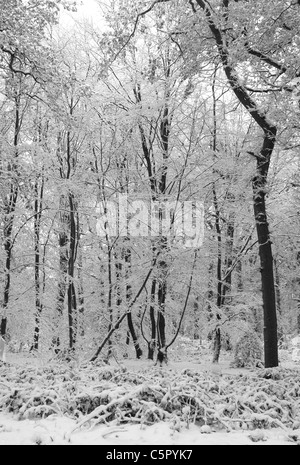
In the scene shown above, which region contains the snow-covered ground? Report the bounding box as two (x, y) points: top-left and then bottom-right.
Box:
(0, 412), (296, 445)
(1, 339), (300, 446)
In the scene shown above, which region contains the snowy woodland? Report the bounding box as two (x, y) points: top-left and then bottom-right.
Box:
(1, 0), (300, 446)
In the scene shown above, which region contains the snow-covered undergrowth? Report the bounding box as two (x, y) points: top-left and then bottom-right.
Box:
(1, 359), (300, 439)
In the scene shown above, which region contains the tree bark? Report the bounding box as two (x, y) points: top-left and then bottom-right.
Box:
(55, 194), (69, 351)
(124, 242), (143, 359)
(252, 137), (278, 367)
(67, 193), (78, 351)
(134, 77), (170, 365)
(195, 0), (278, 367)
(212, 185), (222, 364)
(156, 236), (168, 365)
(274, 257), (283, 344)
(211, 68), (222, 364)
(90, 252), (160, 361)
(77, 240), (85, 338)
(32, 176), (44, 350)
(1, 95), (20, 339)
(147, 279), (157, 359)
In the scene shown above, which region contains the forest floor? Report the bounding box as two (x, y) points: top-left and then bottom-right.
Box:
(0, 337), (300, 445)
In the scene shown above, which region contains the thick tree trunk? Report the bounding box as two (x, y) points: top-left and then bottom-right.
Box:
(252, 146), (278, 367)
(195, 0), (278, 367)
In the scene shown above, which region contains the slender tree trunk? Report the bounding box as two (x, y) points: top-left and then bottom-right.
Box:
(193, 296), (200, 341)
(297, 253), (300, 334)
(1, 95), (20, 339)
(134, 78), (170, 365)
(211, 66), (222, 364)
(206, 261), (214, 317)
(274, 257), (283, 344)
(106, 245), (113, 360)
(221, 212), (235, 306)
(221, 210), (235, 351)
(67, 193), (77, 351)
(236, 258), (243, 292)
(1, 229), (14, 338)
(156, 237), (168, 365)
(148, 278), (157, 359)
(32, 176), (44, 350)
(55, 195), (69, 352)
(124, 243), (143, 359)
(90, 253), (160, 362)
(77, 240), (85, 338)
(212, 187), (222, 364)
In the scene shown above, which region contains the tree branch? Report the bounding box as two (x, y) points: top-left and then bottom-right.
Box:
(1, 46), (40, 83)
(111, 0), (171, 63)
(194, 0), (276, 135)
(246, 47), (287, 74)
(90, 252), (161, 361)
(166, 250), (198, 349)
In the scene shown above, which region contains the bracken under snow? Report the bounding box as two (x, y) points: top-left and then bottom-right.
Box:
(1, 358), (300, 445)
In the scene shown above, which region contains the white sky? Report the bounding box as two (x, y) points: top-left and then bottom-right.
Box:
(59, 0), (104, 27)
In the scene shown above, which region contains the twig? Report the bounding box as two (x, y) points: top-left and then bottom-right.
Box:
(111, 0), (171, 63)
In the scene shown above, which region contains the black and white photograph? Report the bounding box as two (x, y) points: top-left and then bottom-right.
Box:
(0, 0), (300, 447)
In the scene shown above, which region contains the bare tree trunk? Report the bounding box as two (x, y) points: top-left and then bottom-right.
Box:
(195, 0), (278, 367)
(274, 257), (283, 344)
(148, 279), (157, 359)
(236, 258), (243, 292)
(32, 176), (44, 350)
(297, 301), (300, 335)
(134, 77), (170, 365)
(90, 253), (160, 362)
(212, 185), (222, 364)
(124, 242), (143, 359)
(193, 296), (200, 341)
(156, 237), (168, 365)
(1, 95), (20, 339)
(106, 244), (113, 361)
(77, 239), (85, 338)
(55, 195), (69, 352)
(252, 144), (278, 367)
(67, 193), (78, 351)
(221, 210), (235, 351)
